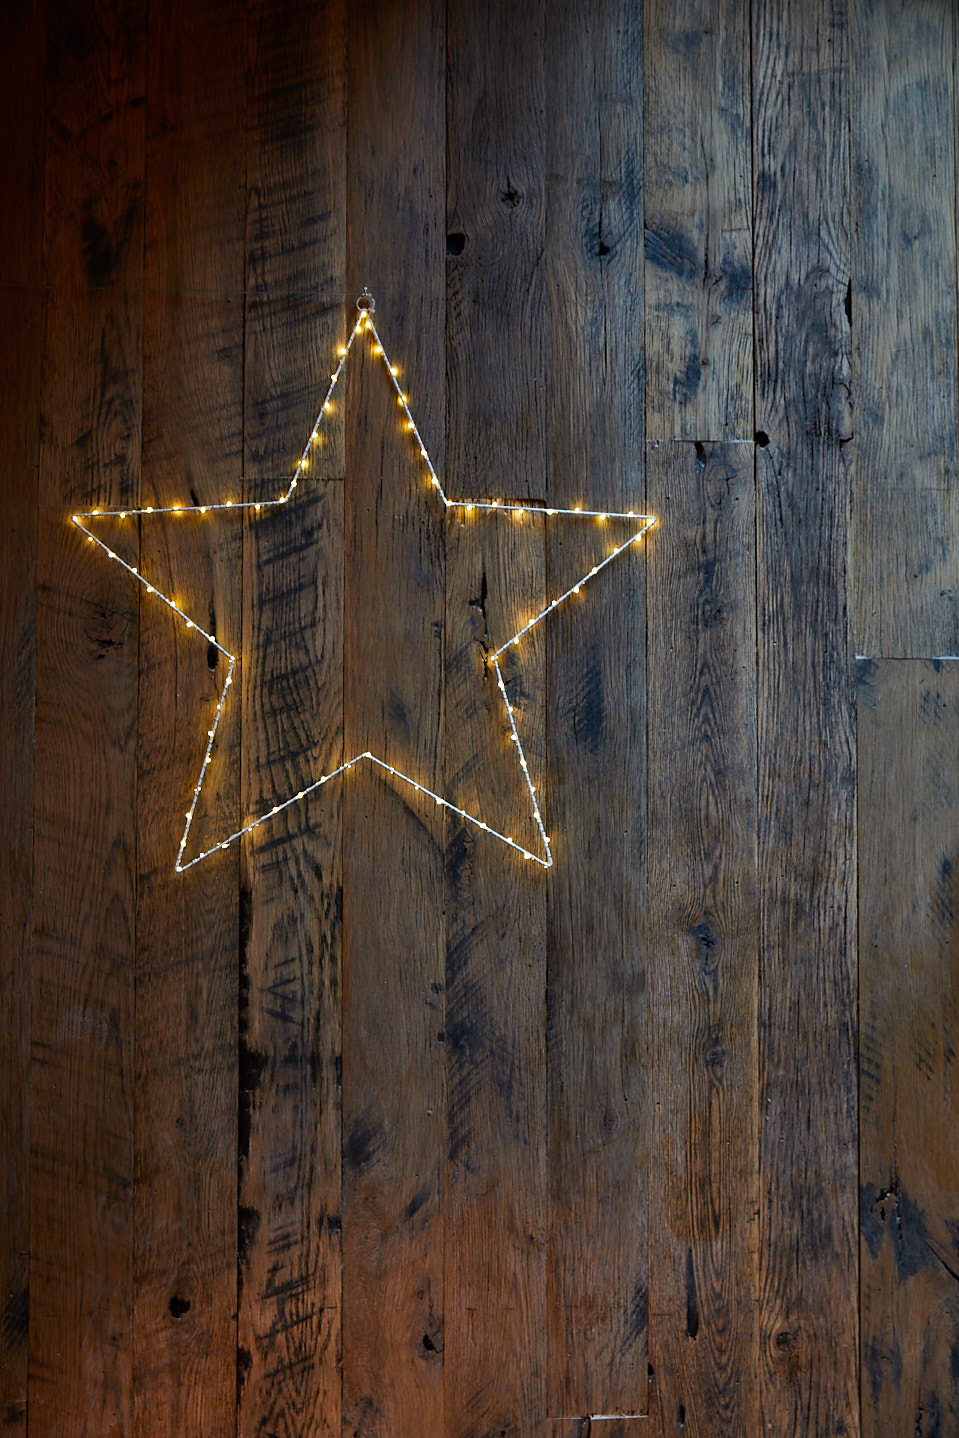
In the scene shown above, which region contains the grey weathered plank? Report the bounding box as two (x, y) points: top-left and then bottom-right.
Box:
(446, 0), (547, 504)
(645, 440), (759, 1435)
(341, 3), (446, 1433)
(443, 503), (548, 1436)
(851, 0), (959, 656)
(544, 0), (649, 1418)
(644, 0), (753, 441)
(857, 659), (959, 1438)
(752, 0), (859, 1429)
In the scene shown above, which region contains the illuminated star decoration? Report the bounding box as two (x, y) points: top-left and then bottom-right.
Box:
(73, 290), (656, 871)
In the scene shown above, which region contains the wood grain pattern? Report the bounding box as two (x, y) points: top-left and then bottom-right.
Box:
(0, 290), (40, 1438)
(9, 2), (959, 1433)
(544, 3), (649, 1419)
(644, 0), (753, 441)
(857, 659), (959, 1438)
(341, 4), (446, 1433)
(28, 1), (144, 1431)
(752, 2), (859, 1429)
(446, 0), (547, 504)
(851, 0), (959, 657)
(39, 0), (146, 512)
(443, 506), (548, 1437)
(646, 440), (759, 1436)
(238, 5), (347, 1433)
(0, 6), (46, 1430)
(133, 2), (245, 1430)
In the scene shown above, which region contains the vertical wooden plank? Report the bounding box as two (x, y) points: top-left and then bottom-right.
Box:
(857, 659), (959, 1438)
(0, 290), (40, 1438)
(238, 1), (347, 1430)
(134, 2), (245, 1430)
(644, 0), (753, 441)
(342, 3), (446, 1434)
(445, 4), (550, 1433)
(851, 1), (959, 656)
(0, 4), (46, 1428)
(544, 1), (649, 1422)
(645, 440), (760, 1435)
(30, 2), (145, 1432)
(32, 514), (138, 1438)
(39, 0), (147, 511)
(446, 0), (547, 503)
(752, 1), (859, 1431)
(443, 506), (548, 1437)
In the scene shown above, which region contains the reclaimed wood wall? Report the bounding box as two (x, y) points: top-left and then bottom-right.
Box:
(1, 0), (957, 1433)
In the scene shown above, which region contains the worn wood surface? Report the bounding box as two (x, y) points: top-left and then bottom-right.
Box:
(857, 660), (959, 1438)
(0, 4), (46, 1430)
(644, 0), (752, 440)
(4, 0), (959, 1433)
(237, 3), (347, 1434)
(851, 0), (959, 657)
(341, 5), (446, 1436)
(752, 2), (859, 1431)
(544, 4), (648, 1422)
(134, 2), (245, 1431)
(646, 441), (759, 1436)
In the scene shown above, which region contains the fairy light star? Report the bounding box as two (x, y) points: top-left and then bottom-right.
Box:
(73, 290), (656, 872)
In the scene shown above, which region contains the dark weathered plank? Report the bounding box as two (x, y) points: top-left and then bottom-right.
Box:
(752, 1), (859, 1429)
(134, 2), (245, 1429)
(0, 4), (46, 1427)
(32, 509), (138, 1438)
(857, 659), (959, 1438)
(544, 2), (648, 1419)
(0, 294), (41, 1437)
(443, 504), (548, 1436)
(446, 0), (546, 504)
(444, 6), (552, 1432)
(29, 1), (144, 1431)
(237, 3), (347, 1433)
(644, 0), (752, 441)
(851, 0), (959, 656)
(39, 0), (146, 512)
(238, 485), (345, 1436)
(0, 0), (46, 290)
(341, 4), (446, 1433)
(645, 440), (759, 1435)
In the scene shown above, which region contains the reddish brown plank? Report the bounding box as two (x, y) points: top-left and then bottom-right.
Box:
(237, 3), (347, 1432)
(341, 3), (446, 1433)
(645, 440), (759, 1435)
(857, 659), (959, 1437)
(752, 1), (859, 1428)
(0, 4), (46, 1428)
(29, 2), (145, 1431)
(0, 292), (42, 1437)
(544, 0), (649, 1420)
(32, 508), (138, 1438)
(850, 0), (959, 656)
(133, 1), (245, 1429)
(39, 0), (147, 512)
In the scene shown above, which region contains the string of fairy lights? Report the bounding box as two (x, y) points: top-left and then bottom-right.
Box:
(73, 290), (656, 871)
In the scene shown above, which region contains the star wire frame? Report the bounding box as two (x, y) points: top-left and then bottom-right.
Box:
(72, 290), (656, 872)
